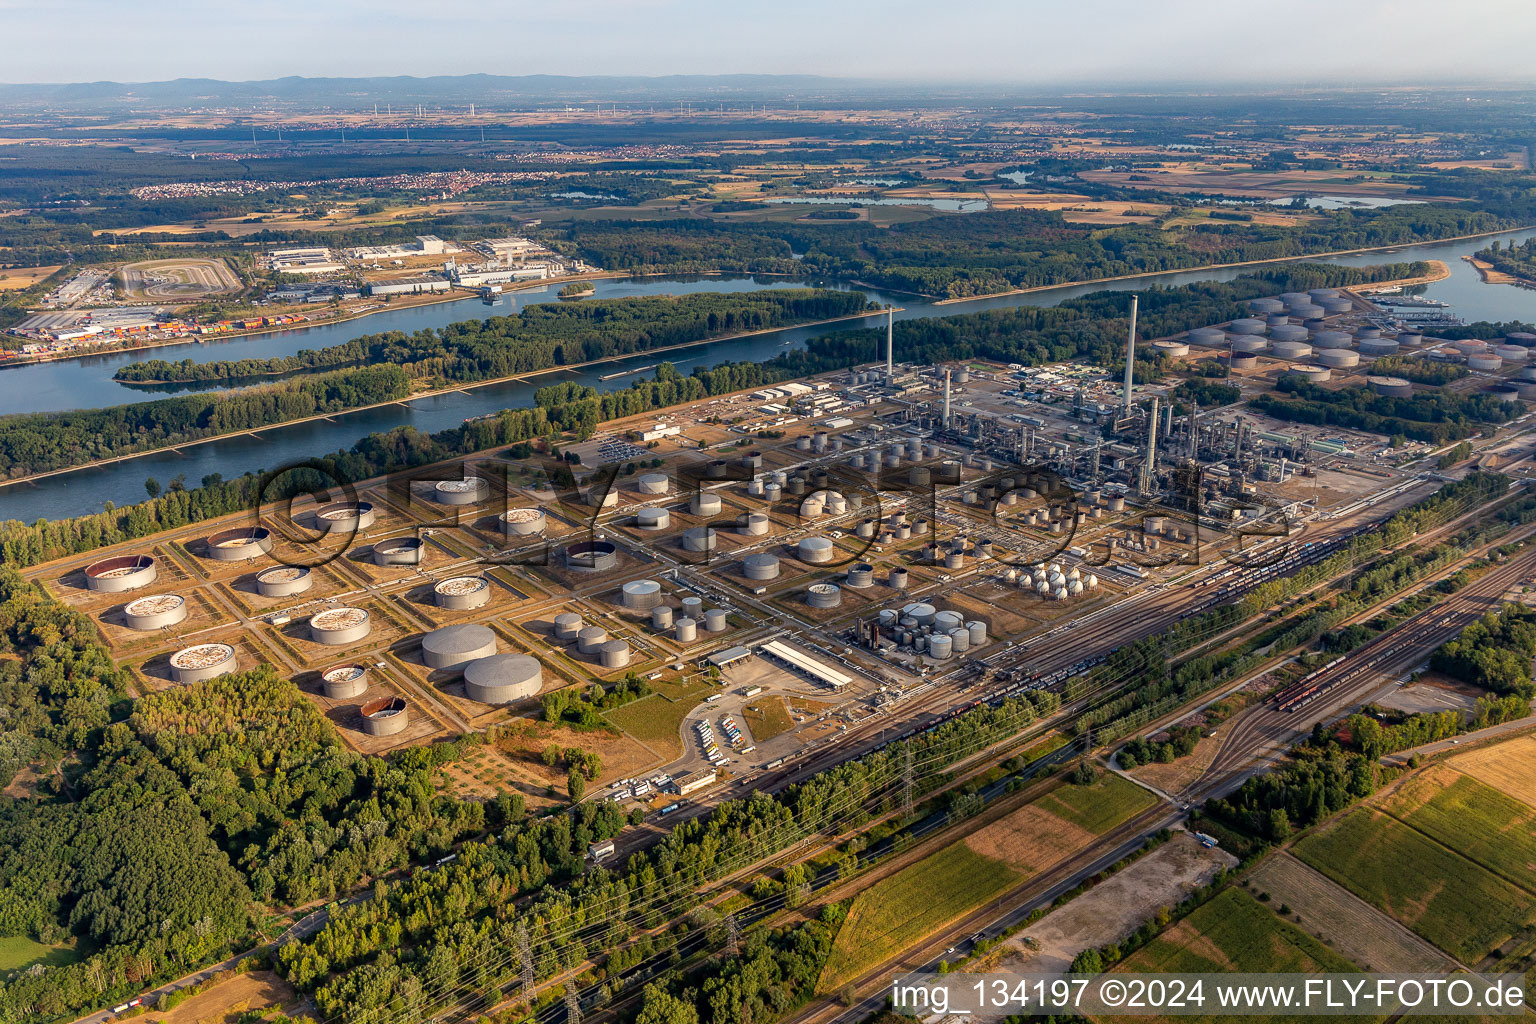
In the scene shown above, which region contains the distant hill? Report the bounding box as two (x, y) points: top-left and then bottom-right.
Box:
(0, 73), (883, 109)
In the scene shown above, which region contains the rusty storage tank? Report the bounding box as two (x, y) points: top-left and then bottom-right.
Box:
(170, 642), (238, 684)
(310, 606), (372, 646)
(434, 476), (489, 505)
(321, 662), (370, 699)
(255, 565), (312, 597)
(315, 500), (375, 534)
(360, 696), (409, 737)
(436, 575), (491, 610)
(464, 653), (543, 704)
(501, 508), (547, 535)
(84, 554), (158, 593)
(207, 526), (274, 561)
(372, 536), (424, 566)
(122, 593), (187, 631)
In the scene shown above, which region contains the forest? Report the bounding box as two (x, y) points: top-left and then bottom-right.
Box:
(1474, 236), (1536, 284)
(546, 198), (1495, 298)
(0, 365), (410, 478)
(1249, 378), (1521, 444)
(1429, 603), (1536, 697)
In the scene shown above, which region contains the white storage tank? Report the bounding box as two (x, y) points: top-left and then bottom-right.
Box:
(1270, 341), (1312, 360)
(84, 554), (158, 593)
(651, 605), (674, 630)
(372, 536), (424, 566)
(704, 608), (729, 631)
(621, 579), (663, 610)
(206, 527), (274, 562)
(1316, 349), (1360, 369)
(435, 575), (491, 610)
(636, 472), (670, 495)
(742, 512), (770, 536)
(553, 613), (583, 641)
(1285, 364), (1332, 383)
(1368, 376), (1414, 398)
(255, 565), (312, 598)
(682, 527), (717, 552)
(675, 617), (698, 642)
(1231, 336), (1268, 354)
(320, 663), (370, 699)
(170, 642), (238, 684)
(421, 623), (497, 671)
(1468, 354), (1504, 372)
(1248, 297), (1285, 314)
(1311, 331), (1352, 350)
(927, 633), (953, 660)
(359, 696), (409, 737)
(501, 508), (546, 535)
(315, 501), (375, 534)
(1496, 345), (1529, 364)
(598, 640), (631, 669)
(1228, 319), (1265, 336)
(310, 606), (371, 646)
(1358, 338), (1400, 358)
(1269, 323), (1309, 343)
(122, 593), (187, 631)
(798, 537), (835, 563)
(692, 492), (722, 516)
(743, 553), (781, 580)
(966, 620), (988, 646)
(637, 507), (670, 531)
(806, 583), (842, 608)
(577, 626), (609, 654)
(463, 653), (543, 704)
(434, 477), (489, 505)
(1153, 340), (1189, 357)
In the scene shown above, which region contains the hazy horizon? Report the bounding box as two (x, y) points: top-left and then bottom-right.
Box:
(3, 0), (1534, 88)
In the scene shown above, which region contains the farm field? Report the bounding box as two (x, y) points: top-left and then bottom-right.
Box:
(1245, 853), (1457, 973)
(820, 775), (1156, 991)
(818, 844), (1019, 992)
(1108, 888), (1379, 1024)
(1444, 733), (1536, 806)
(1379, 765), (1536, 894)
(0, 264), (61, 291)
(1293, 808), (1536, 964)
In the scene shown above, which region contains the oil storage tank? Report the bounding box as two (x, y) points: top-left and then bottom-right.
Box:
(315, 501), (375, 534)
(122, 594), (187, 631)
(1369, 376), (1414, 398)
(1311, 330), (1352, 350)
(422, 623), (498, 671)
(806, 583), (842, 608)
(372, 536), (424, 566)
(255, 565), (312, 598)
(464, 653), (543, 704)
(566, 540), (618, 571)
(360, 696), (409, 737)
(1269, 323), (1309, 343)
(434, 477), (489, 505)
(1228, 318), (1266, 335)
(321, 663), (370, 699)
(621, 579), (663, 610)
(435, 575), (491, 610)
(553, 613), (583, 641)
(310, 606), (372, 646)
(637, 507), (670, 531)
(1270, 341), (1312, 360)
(798, 537), (835, 563)
(207, 527), (273, 561)
(692, 492), (722, 516)
(1358, 338), (1399, 358)
(577, 626), (609, 654)
(636, 472), (670, 495)
(501, 508), (546, 535)
(170, 642), (238, 684)
(682, 527), (717, 552)
(599, 640), (631, 669)
(85, 554), (158, 593)
(743, 553), (781, 580)
(704, 608), (729, 631)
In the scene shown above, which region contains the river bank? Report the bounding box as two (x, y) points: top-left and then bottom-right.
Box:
(929, 228), (1528, 305)
(1463, 255), (1536, 292)
(1354, 259), (1453, 292)
(0, 305), (894, 490)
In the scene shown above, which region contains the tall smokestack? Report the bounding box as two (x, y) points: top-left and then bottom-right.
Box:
(1141, 395), (1159, 493)
(1123, 295), (1139, 415)
(942, 369), (952, 429)
(886, 306), (894, 379)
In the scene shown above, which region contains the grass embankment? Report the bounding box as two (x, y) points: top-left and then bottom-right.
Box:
(818, 774), (1154, 991)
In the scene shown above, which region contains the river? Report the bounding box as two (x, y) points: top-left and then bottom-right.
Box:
(6, 228), (1536, 522)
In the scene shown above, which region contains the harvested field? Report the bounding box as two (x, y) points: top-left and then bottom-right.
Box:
(0, 264), (62, 291)
(999, 832), (1235, 973)
(1247, 853), (1457, 973)
(149, 970), (298, 1024)
(1294, 807), (1536, 964)
(819, 844), (1018, 992)
(966, 774), (1153, 871)
(1444, 733), (1536, 806)
(1380, 765), (1536, 894)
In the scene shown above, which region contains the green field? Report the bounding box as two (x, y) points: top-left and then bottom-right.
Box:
(1381, 770), (1536, 895)
(602, 685), (712, 752)
(818, 844), (1020, 992)
(1111, 888), (1378, 1024)
(1035, 772), (1156, 834)
(0, 934), (75, 972)
(1294, 808), (1536, 963)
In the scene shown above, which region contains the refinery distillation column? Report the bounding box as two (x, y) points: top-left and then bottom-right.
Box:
(1122, 294), (1139, 415)
(886, 305), (895, 379)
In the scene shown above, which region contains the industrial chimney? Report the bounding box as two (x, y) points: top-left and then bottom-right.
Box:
(1122, 294), (1139, 416)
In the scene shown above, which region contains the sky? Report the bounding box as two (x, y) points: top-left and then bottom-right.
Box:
(3, 0), (1535, 86)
